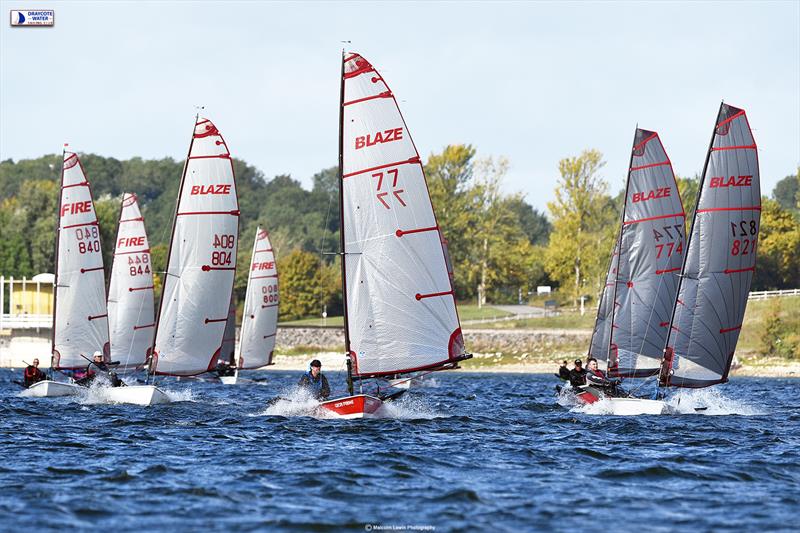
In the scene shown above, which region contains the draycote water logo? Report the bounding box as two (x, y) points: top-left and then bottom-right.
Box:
(10, 10), (55, 26)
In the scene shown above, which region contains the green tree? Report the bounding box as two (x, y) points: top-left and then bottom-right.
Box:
(278, 250), (337, 320)
(754, 198), (800, 289)
(773, 173), (799, 215)
(544, 149), (613, 307)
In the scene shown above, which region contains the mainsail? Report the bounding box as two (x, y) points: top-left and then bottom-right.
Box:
(661, 103), (760, 387)
(588, 241), (619, 366)
(237, 228), (278, 369)
(53, 151), (110, 369)
(608, 129), (686, 377)
(107, 193), (154, 370)
(340, 52), (467, 377)
(151, 117), (239, 376)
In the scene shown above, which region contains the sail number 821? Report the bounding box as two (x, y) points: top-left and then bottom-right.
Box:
(730, 220), (757, 256)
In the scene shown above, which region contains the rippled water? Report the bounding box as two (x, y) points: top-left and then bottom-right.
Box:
(1, 370), (798, 532)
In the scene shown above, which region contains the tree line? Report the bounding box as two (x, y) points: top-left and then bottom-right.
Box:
(1, 150), (797, 320)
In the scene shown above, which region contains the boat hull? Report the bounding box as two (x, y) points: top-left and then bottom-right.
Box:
(317, 394), (383, 419)
(22, 380), (84, 397)
(103, 385), (171, 406)
(565, 385), (668, 415)
(219, 375), (237, 385)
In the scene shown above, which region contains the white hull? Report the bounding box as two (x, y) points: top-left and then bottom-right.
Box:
(603, 398), (667, 415)
(102, 385), (171, 406)
(22, 380), (84, 397)
(219, 375), (237, 385)
(388, 378), (411, 390)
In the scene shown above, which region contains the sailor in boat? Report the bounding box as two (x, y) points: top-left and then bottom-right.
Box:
(76, 351), (123, 387)
(297, 359), (330, 400)
(22, 358), (47, 388)
(585, 357), (623, 396)
(568, 359), (587, 388)
(555, 360), (571, 381)
(215, 359), (235, 378)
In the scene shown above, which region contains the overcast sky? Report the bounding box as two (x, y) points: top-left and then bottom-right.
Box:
(1, 1), (798, 212)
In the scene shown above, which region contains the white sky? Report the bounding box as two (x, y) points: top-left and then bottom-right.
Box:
(1, 1), (798, 212)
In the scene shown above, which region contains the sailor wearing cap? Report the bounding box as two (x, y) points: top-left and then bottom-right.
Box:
(569, 358), (588, 388)
(297, 359), (331, 400)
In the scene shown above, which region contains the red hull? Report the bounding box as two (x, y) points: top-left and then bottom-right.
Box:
(317, 394), (383, 419)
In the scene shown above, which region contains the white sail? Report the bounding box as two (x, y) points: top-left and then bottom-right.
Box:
(662, 104), (760, 387)
(220, 293), (237, 365)
(152, 117), (239, 376)
(53, 151), (110, 369)
(237, 228), (278, 369)
(107, 193), (154, 370)
(341, 52), (466, 377)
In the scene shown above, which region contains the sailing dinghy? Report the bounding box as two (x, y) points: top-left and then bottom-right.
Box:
(572, 128), (686, 415)
(148, 116), (240, 389)
(218, 295), (239, 384)
(103, 193), (170, 405)
(221, 228), (279, 385)
(657, 103), (760, 394)
(24, 151), (108, 398)
(317, 52), (471, 419)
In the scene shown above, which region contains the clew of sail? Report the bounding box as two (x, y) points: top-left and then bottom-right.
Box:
(341, 52), (467, 378)
(53, 152), (110, 370)
(661, 104), (760, 387)
(107, 193), (154, 371)
(237, 228), (278, 369)
(151, 117), (239, 376)
(608, 129), (686, 377)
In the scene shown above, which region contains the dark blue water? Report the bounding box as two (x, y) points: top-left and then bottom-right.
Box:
(1, 370), (798, 532)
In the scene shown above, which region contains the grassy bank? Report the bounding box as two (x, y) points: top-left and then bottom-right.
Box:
(279, 304), (512, 327)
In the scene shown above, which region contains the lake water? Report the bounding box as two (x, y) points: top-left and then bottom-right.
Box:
(1, 370), (798, 532)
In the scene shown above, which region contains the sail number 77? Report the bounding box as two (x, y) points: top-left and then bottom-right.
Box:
(372, 169), (406, 210)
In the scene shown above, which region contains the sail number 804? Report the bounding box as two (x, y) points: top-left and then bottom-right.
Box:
(212, 233), (235, 266)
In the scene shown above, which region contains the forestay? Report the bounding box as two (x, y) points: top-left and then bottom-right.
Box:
(152, 117), (239, 376)
(662, 104), (760, 387)
(237, 228), (278, 369)
(341, 52), (465, 377)
(608, 130), (685, 377)
(53, 152), (110, 369)
(108, 193), (154, 370)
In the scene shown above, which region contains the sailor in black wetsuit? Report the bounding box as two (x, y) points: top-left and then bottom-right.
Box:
(298, 359), (330, 400)
(569, 359), (587, 388)
(556, 360), (571, 381)
(78, 351), (123, 387)
(585, 357), (622, 395)
(23, 358), (47, 388)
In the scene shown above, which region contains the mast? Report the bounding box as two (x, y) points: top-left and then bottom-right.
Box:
(50, 146), (66, 377)
(605, 127), (638, 372)
(148, 115), (197, 378)
(338, 50), (354, 396)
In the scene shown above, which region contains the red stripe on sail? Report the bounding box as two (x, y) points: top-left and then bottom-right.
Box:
(415, 290), (454, 301)
(719, 325), (742, 333)
(711, 144), (756, 152)
(396, 225), (438, 237)
(656, 267), (680, 275)
(343, 157), (420, 179)
(660, 322), (669, 327)
(88, 314), (108, 321)
(632, 132), (658, 152)
(63, 154), (79, 169)
(115, 248), (150, 255)
(62, 182), (89, 189)
(724, 266), (755, 274)
(63, 221), (99, 230)
(623, 212), (685, 225)
(697, 206), (761, 213)
(630, 160), (670, 172)
(80, 266), (103, 273)
(251, 274), (278, 280)
(255, 248), (273, 253)
(343, 91), (392, 106)
(263, 333), (277, 339)
(129, 285), (154, 292)
(188, 154), (230, 160)
(717, 110), (745, 128)
(119, 217), (144, 223)
(344, 66), (376, 79)
(133, 323), (155, 330)
(177, 210), (240, 216)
